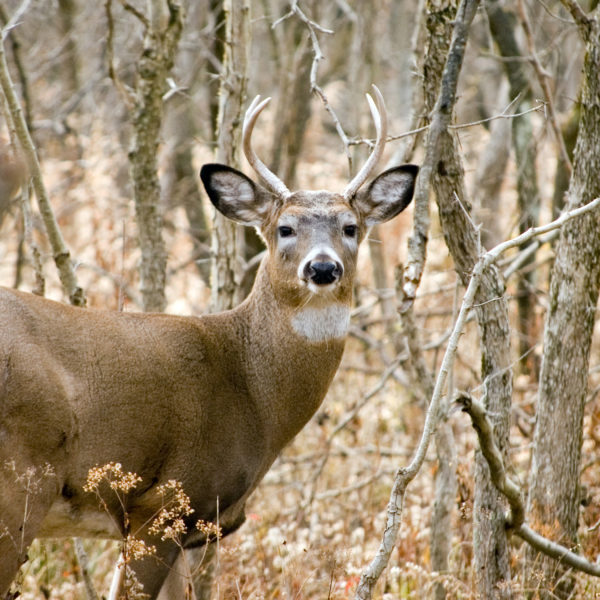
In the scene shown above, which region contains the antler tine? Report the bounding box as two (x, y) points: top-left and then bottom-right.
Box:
(342, 84), (388, 200)
(242, 95), (291, 199)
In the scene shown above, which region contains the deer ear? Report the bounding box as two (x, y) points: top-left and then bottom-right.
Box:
(353, 164), (418, 226)
(200, 163), (274, 226)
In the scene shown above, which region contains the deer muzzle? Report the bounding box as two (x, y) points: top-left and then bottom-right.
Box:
(299, 247), (344, 291)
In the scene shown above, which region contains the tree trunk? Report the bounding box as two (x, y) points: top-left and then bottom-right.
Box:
(486, 0), (541, 376)
(525, 12), (600, 598)
(209, 0), (249, 313)
(422, 2), (514, 597)
(129, 0), (183, 312)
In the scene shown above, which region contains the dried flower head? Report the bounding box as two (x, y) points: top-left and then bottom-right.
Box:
(197, 519), (222, 542)
(126, 535), (157, 560)
(148, 479), (194, 541)
(83, 462), (142, 494)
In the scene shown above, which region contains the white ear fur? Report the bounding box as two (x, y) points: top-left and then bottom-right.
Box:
(200, 164), (273, 226)
(353, 165), (418, 226)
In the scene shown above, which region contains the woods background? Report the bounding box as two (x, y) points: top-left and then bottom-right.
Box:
(1, 0), (600, 599)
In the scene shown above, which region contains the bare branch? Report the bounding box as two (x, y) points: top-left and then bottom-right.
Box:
(277, 1), (353, 171)
(457, 393), (600, 578)
(400, 0), (480, 311)
(560, 0), (594, 34)
(0, 0), (31, 42)
(104, 0), (135, 108)
(355, 188), (600, 600)
(0, 5), (85, 305)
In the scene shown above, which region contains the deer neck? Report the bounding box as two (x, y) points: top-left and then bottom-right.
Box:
(236, 261), (348, 449)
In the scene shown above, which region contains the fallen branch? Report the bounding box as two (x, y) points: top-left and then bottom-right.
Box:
(457, 393), (600, 578)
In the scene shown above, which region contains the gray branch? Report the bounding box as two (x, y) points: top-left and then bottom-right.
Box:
(457, 393), (600, 578)
(400, 0), (480, 311)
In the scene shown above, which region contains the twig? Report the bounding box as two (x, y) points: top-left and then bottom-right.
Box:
(120, 0), (150, 28)
(73, 538), (101, 600)
(0, 0), (31, 41)
(560, 0), (594, 34)
(276, 1), (353, 172)
(350, 101), (546, 149)
(104, 0), (135, 108)
(457, 393), (600, 578)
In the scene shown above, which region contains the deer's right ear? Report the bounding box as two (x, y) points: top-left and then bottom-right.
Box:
(200, 163), (273, 226)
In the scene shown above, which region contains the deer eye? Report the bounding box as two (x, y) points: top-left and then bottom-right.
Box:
(343, 224), (357, 238)
(278, 225), (295, 238)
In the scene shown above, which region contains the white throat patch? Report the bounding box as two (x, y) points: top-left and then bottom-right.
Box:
(291, 304), (350, 342)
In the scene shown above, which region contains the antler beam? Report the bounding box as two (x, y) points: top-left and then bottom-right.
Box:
(342, 84), (388, 200)
(242, 96), (291, 199)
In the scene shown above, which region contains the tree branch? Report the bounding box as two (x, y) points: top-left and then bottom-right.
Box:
(457, 393), (600, 578)
(0, 6), (85, 305)
(400, 0), (480, 311)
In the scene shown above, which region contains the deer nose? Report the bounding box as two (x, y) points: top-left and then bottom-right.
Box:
(305, 260), (343, 285)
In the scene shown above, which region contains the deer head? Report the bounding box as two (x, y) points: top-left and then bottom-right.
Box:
(201, 85), (418, 338)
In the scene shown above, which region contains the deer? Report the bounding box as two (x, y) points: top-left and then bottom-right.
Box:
(0, 86), (418, 598)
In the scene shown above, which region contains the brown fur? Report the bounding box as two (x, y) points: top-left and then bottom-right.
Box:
(0, 163), (417, 597)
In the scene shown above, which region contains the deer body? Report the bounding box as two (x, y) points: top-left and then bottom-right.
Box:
(0, 87), (417, 597)
(0, 263), (343, 539)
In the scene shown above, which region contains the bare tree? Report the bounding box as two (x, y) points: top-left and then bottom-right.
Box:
(209, 0), (250, 312)
(107, 0), (184, 312)
(525, 4), (600, 597)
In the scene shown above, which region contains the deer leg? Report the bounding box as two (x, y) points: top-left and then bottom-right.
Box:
(126, 539), (183, 600)
(158, 544), (216, 600)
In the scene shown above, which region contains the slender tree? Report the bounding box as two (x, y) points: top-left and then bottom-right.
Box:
(421, 1), (514, 597)
(127, 0), (184, 312)
(525, 5), (600, 598)
(209, 0), (250, 312)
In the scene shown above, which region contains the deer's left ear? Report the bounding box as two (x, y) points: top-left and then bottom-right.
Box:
(353, 164), (418, 226)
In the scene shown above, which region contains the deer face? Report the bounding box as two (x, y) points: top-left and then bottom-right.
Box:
(200, 164), (418, 309)
(201, 85), (418, 330)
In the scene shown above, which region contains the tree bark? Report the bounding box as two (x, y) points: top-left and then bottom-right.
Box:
(525, 9), (600, 598)
(209, 0), (249, 312)
(422, 2), (514, 597)
(486, 0), (541, 376)
(128, 0), (183, 313)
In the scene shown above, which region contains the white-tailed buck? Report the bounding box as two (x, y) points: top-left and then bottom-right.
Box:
(0, 86), (417, 598)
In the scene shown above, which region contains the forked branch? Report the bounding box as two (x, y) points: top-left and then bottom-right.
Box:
(457, 393), (600, 578)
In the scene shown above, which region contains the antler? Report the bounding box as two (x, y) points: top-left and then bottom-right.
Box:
(243, 96), (291, 199)
(342, 84), (388, 200)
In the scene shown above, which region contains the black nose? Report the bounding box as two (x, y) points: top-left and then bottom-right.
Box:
(306, 261), (342, 285)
